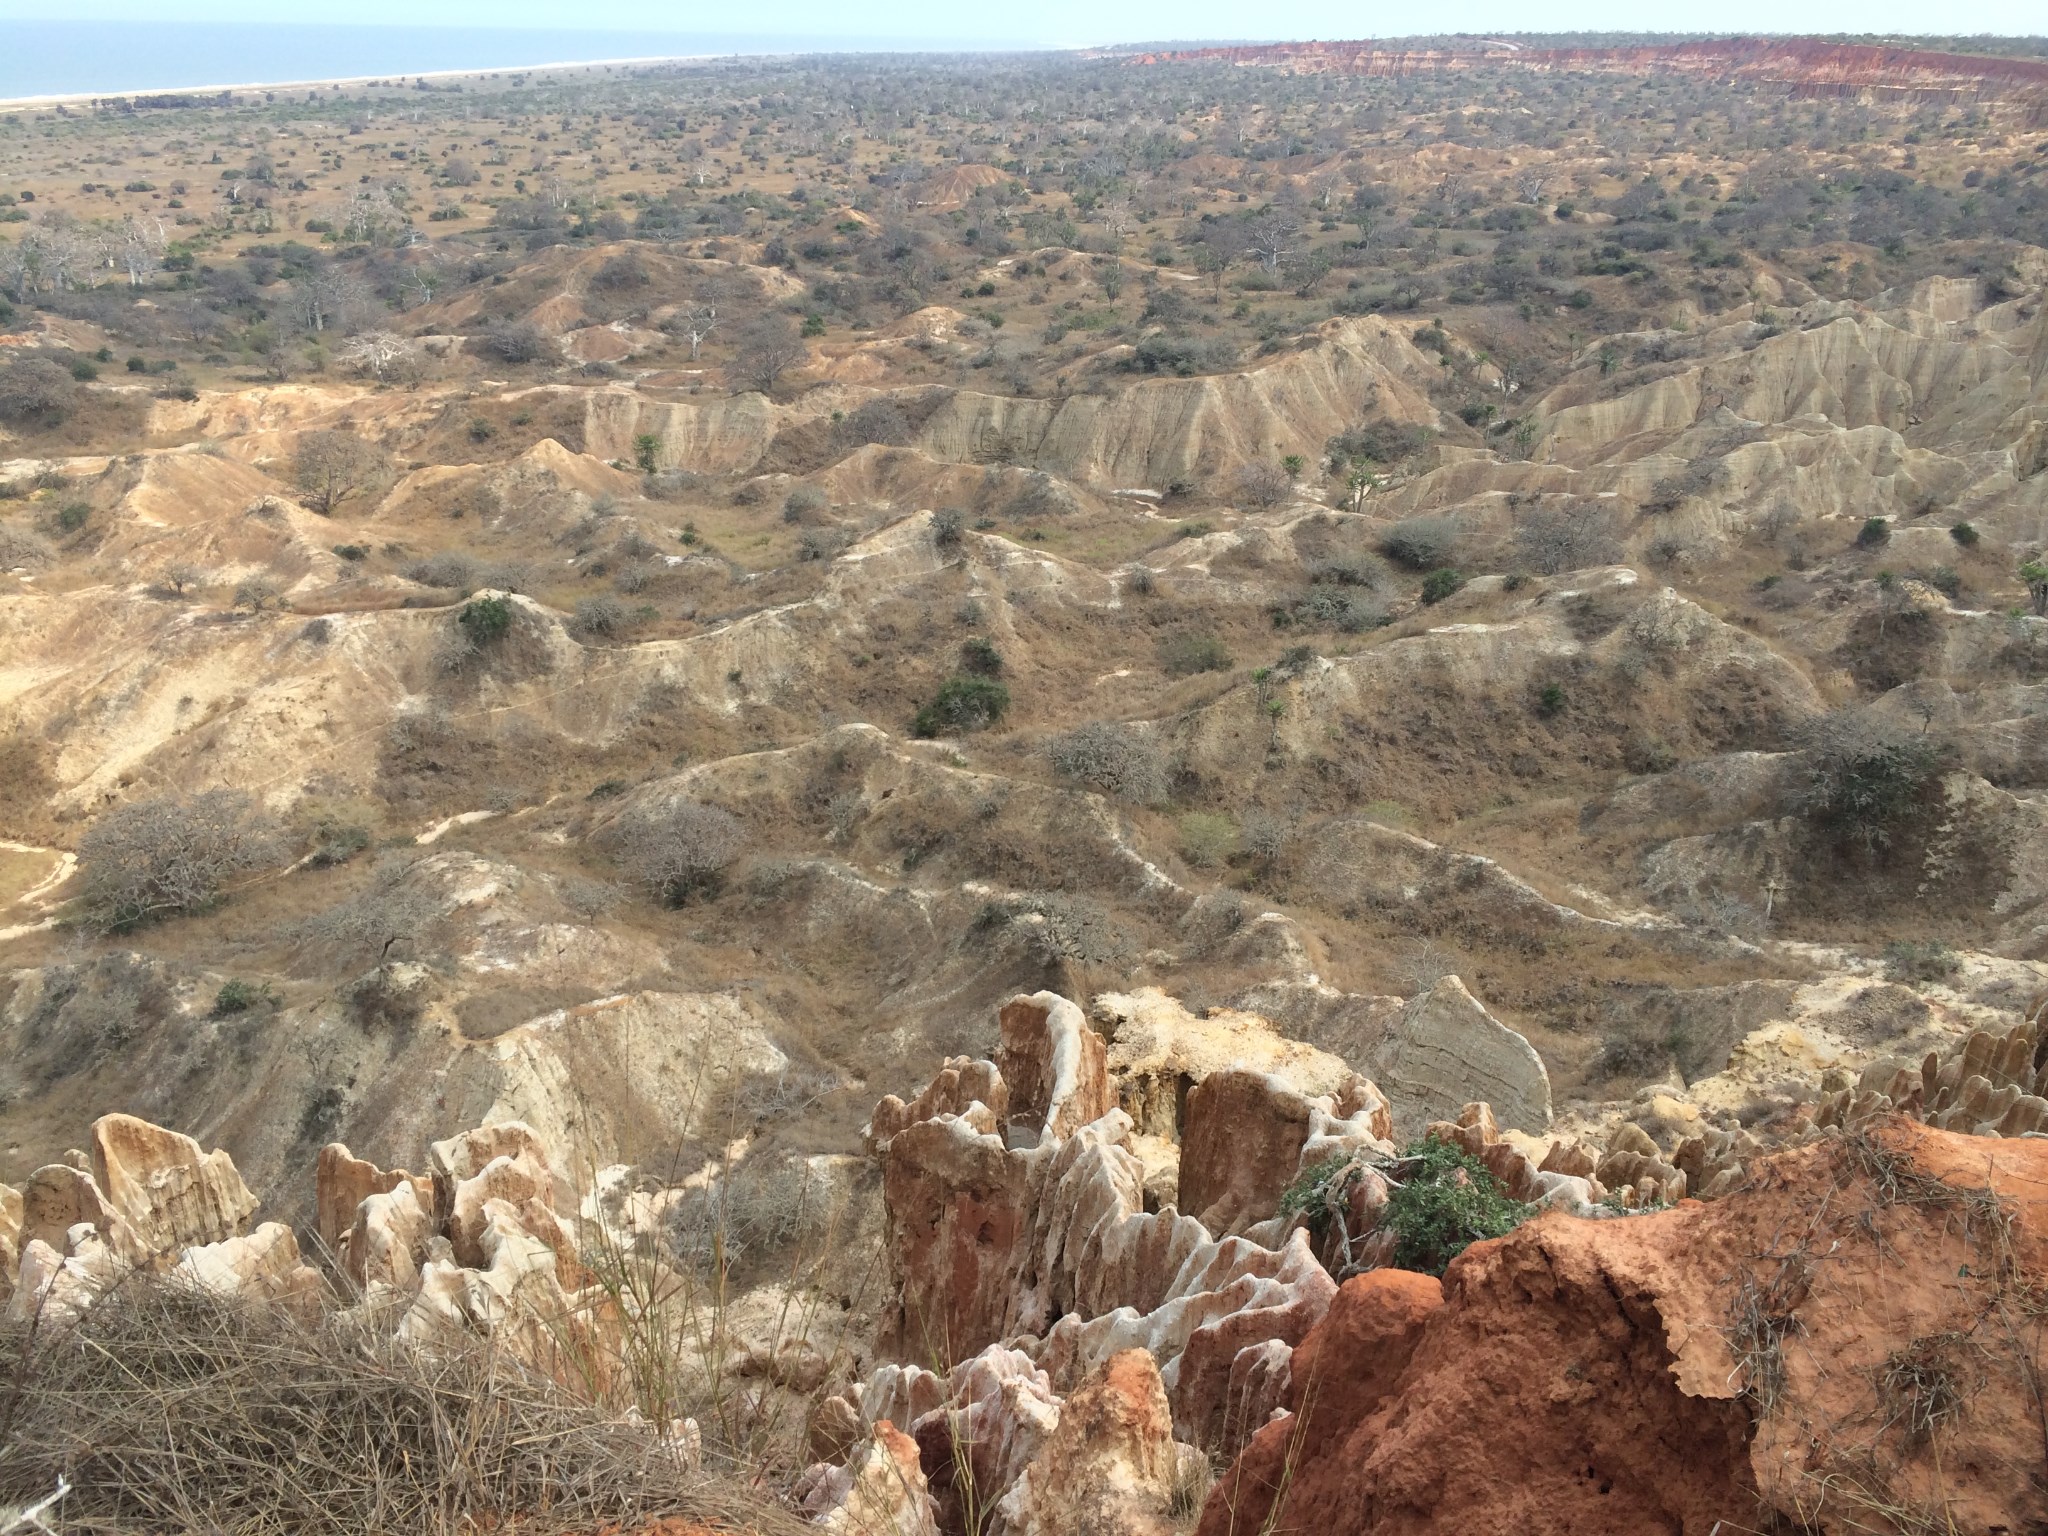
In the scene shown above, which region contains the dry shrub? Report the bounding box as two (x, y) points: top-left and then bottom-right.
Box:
(76, 789), (282, 930)
(601, 799), (747, 906)
(1048, 720), (1168, 805)
(0, 1281), (809, 1536)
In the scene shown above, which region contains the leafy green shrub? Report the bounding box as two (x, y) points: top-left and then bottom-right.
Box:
(1420, 568), (1465, 604)
(56, 503), (90, 533)
(1855, 516), (1891, 549)
(1158, 632), (1232, 677)
(1382, 1136), (1533, 1275)
(1536, 682), (1566, 717)
(1949, 522), (1979, 549)
(912, 676), (1009, 737)
(931, 507), (965, 548)
(458, 595), (514, 645)
(211, 978), (273, 1016)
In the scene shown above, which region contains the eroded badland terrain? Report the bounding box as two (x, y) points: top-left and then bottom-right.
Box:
(2, 35), (2048, 1535)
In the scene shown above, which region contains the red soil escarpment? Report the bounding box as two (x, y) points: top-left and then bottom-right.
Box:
(1127, 36), (2048, 106)
(1199, 1119), (2048, 1536)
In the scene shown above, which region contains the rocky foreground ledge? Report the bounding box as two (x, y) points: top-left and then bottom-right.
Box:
(3, 987), (2045, 1535)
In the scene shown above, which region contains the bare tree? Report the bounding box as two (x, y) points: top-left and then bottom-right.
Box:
(338, 331), (419, 382)
(1511, 502), (1622, 574)
(666, 299), (719, 360)
(723, 315), (807, 396)
(292, 431), (394, 514)
(232, 577), (285, 613)
(289, 269), (376, 336)
(1244, 209), (1301, 275)
(77, 788), (281, 928)
(1049, 721), (1168, 804)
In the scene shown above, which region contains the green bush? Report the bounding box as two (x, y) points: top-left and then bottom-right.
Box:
(458, 595), (514, 644)
(1382, 1136), (1533, 1275)
(1949, 522), (1979, 549)
(1855, 516), (1890, 549)
(1420, 568), (1465, 604)
(211, 978), (273, 1016)
(56, 503), (90, 533)
(912, 676), (1009, 737)
(1536, 682), (1566, 717)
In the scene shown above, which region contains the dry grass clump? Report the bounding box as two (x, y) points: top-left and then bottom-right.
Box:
(0, 1281), (808, 1536)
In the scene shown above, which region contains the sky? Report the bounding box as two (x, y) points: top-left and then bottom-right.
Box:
(0, 0), (2041, 47)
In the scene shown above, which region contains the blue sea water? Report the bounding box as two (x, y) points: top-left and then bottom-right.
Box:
(0, 21), (1012, 100)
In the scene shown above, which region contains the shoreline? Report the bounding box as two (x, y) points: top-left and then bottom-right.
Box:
(0, 32), (1074, 112)
(0, 52), (751, 112)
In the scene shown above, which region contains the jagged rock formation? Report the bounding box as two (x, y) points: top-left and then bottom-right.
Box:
(1814, 994), (2048, 1136)
(4, 1113), (315, 1324)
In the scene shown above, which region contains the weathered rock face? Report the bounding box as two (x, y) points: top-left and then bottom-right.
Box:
(0, 1181), (19, 1305)
(995, 991), (1111, 1146)
(1178, 1068), (1390, 1236)
(1366, 976), (1553, 1134)
(313, 1142), (429, 1261)
(869, 1058), (1008, 1146)
(994, 1350), (1192, 1536)
(90, 1112), (259, 1259)
(5, 1115), (315, 1323)
(1091, 988), (1375, 1141)
(794, 1421), (941, 1536)
(1199, 1119), (2048, 1536)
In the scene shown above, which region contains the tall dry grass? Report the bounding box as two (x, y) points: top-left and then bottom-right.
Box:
(0, 1279), (810, 1536)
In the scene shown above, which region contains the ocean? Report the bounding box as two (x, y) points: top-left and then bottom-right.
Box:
(0, 21), (1024, 100)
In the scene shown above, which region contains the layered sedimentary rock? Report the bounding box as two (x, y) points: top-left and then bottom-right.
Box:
(1365, 976), (1553, 1134)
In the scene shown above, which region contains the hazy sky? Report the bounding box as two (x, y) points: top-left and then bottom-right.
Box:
(0, 0), (2040, 45)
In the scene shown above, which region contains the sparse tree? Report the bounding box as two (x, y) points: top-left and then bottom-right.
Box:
(2022, 560), (2048, 618)
(667, 299), (719, 360)
(288, 268), (376, 336)
(338, 331), (418, 382)
(233, 578), (284, 613)
(1512, 502), (1622, 575)
(0, 357), (75, 425)
(292, 431), (393, 515)
(1049, 721), (1168, 804)
(1244, 208), (1301, 275)
(724, 315), (807, 396)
